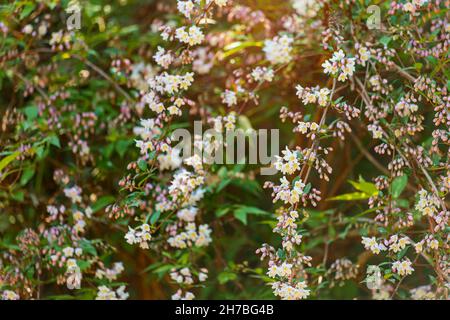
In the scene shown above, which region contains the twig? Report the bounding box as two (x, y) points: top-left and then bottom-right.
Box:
(71, 54), (133, 102)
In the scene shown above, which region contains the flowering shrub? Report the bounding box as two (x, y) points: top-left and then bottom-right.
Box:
(0, 0), (448, 300)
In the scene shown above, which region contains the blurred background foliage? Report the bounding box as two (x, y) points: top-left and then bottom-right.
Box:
(0, 0), (446, 299)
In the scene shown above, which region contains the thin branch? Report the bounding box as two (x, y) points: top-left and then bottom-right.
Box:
(71, 54), (133, 102)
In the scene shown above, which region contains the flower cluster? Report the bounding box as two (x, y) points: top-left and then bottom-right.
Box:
(167, 223), (212, 248)
(271, 281), (310, 300)
(392, 259), (414, 277)
(125, 224), (152, 249)
(322, 50), (356, 82)
(361, 237), (387, 255)
(263, 35), (293, 65)
(251, 67), (274, 83)
(175, 26), (205, 46)
(96, 286), (129, 300)
(2, 0), (449, 302)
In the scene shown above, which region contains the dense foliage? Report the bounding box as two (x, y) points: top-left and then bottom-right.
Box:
(0, 0), (449, 300)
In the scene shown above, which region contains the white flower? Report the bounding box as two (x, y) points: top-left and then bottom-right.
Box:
(74, 219), (86, 233)
(177, 0), (195, 18)
(214, 0), (229, 7)
(153, 46), (173, 69)
(184, 291), (195, 300)
(317, 88), (330, 106)
(171, 289), (182, 300)
(274, 147), (300, 175)
(392, 259), (414, 276)
(66, 267), (82, 290)
(171, 289), (195, 300)
(368, 124), (383, 140)
(167, 223), (212, 249)
(322, 60), (333, 74)
(414, 240), (424, 253)
(322, 49), (355, 82)
(309, 122), (319, 131)
(415, 189), (440, 217)
(192, 47), (214, 74)
(96, 286), (117, 300)
(362, 236), (386, 254)
(1, 290), (19, 300)
(116, 286), (129, 300)
(263, 35), (293, 65)
(175, 26), (204, 46)
(125, 227), (137, 244)
(272, 281), (310, 300)
(199, 272), (208, 282)
(403, 2), (416, 13)
(292, 0), (321, 17)
(148, 72), (194, 95)
(358, 46), (370, 65)
(267, 265), (278, 278)
(23, 24), (33, 34)
(221, 90), (237, 107)
(429, 239), (439, 250)
(251, 67), (274, 82)
(64, 185), (82, 203)
(63, 247), (74, 257)
(279, 262), (293, 277)
(158, 148), (182, 171)
(410, 285), (435, 300)
(177, 207), (198, 222)
(296, 122), (309, 134)
(66, 258), (77, 269)
(267, 263), (293, 278)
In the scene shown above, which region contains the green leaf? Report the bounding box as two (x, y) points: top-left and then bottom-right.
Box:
(79, 240), (97, 256)
(394, 199), (409, 208)
(151, 264), (174, 278)
(234, 209), (248, 225)
(349, 177), (378, 196)
(150, 211), (161, 225)
(35, 146), (46, 159)
(303, 182), (312, 194)
(20, 3), (36, 19)
(77, 260), (92, 271)
(234, 205), (269, 225)
(414, 63), (423, 72)
(396, 247), (409, 259)
(47, 135), (61, 148)
(218, 271), (237, 285)
(115, 139), (133, 158)
(237, 206), (269, 215)
(238, 115), (253, 130)
(277, 248), (286, 259)
(222, 41), (263, 59)
(216, 178), (231, 192)
(11, 191), (25, 202)
(216, 207), (230, 218)
(0, 151), (20, 173)
(91, 196), (115, 213)
(380, 36), (392, 47)
(327, 192), (370, 201)
(138, 159), (148, 171)
(391, 175), (408, 198)
(24, 105), (39, 121)
(148, 150), (157, 160)
(20, 166), (35, 186)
